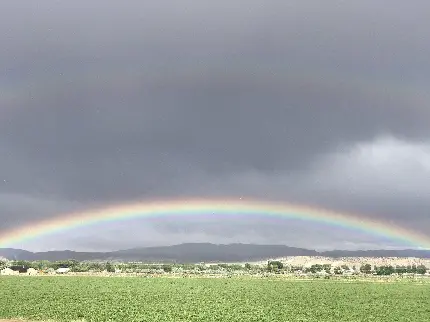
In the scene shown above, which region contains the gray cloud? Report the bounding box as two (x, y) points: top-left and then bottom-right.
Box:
(1, 1), (430, 250)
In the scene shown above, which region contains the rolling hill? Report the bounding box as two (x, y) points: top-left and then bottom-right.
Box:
(1, 243), (430, 262)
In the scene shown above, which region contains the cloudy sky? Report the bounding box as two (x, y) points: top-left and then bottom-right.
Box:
(1, 1), (429, 251)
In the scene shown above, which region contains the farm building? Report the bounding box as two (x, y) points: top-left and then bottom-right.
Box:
(56, 267), (70, 274)
(27, 268), (39, 275)
(0, 265), (39, 275)
(0, 267), (19, 275)
(9, 265), (30, 273)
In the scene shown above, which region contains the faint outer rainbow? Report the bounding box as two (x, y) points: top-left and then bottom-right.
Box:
(0, 198), (429, 249)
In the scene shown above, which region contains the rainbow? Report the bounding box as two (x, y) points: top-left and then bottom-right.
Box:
(0, 198), (429, 249)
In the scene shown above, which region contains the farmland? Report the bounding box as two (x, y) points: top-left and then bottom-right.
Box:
(1, 276), (430, 322)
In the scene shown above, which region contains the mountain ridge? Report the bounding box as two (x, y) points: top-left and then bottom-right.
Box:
(1, 243), (430, 262)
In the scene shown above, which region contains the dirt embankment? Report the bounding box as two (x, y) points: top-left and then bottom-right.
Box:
(254, 256), (430, 268)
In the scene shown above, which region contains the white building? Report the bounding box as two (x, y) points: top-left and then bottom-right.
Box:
(56, 267), (70, 274)
(27, 268), (39, 275)
(0, 268), (19, 275)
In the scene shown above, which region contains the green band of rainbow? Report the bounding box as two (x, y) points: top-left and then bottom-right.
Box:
(0, 199), (429, 249)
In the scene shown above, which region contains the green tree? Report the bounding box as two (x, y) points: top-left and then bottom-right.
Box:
(11, 260), (32, 268)
(267, 261), (283, 272)
(88, 262), (104, 272)
(290, 266), (303, 272)
(244, 263), (251, 270)
(227, 264), (242, 271)
(162, 264), (172, 273)
(50, 259), (79, 270)
(360, 264), (372, 274)
(0, 259), (7, 270)
(375, 265), (395, 275)
(395, 266), (407, 274)
(105, 262), (115, 273)
(71, 263), (89, 272)
(32, 260), (51, 270)
(307, 264), (324, 274)
(416, 265), (427, 275)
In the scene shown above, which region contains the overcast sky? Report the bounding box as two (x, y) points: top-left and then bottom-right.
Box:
(1, 1), (429, 251)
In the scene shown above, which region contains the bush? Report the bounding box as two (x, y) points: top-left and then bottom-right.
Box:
(162, 264), (173, 273)
(360, 264), (372, 274)
(334, 267), (342, 275)
(268, 261), (283, 271)
(395, 266), (407, 274)
(305, 264), (325, 274)
(416, 265), (427, 275)
(0, 259), (8, 270)
(106, 262), (115, 273)
(375, 266), (395, 276)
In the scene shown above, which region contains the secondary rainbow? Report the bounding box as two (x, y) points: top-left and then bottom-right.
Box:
(1, 198), (429, 249)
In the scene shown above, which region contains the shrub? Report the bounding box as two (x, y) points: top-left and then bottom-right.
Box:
(162, 264), (173, 273)
(416, 265), (427, 275)
(360, 264), (372, 274)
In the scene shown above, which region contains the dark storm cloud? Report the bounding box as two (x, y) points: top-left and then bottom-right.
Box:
(1, 1), (430, 250)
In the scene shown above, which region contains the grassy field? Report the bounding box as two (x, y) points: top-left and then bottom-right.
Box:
(1, 277), (429, 322)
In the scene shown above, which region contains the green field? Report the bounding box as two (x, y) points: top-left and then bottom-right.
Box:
(1, 277), (429, 322)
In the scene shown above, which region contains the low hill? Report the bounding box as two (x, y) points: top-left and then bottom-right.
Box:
(1, 243), (429, 262)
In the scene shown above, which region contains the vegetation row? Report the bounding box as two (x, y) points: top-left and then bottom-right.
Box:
(1, 258), (428, 276)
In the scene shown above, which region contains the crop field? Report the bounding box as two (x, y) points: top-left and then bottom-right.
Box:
(1, 277), (430, 322)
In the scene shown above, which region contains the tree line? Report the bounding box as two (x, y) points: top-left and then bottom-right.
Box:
(359, 263), (427, 275)
(1, 259), (428, 276)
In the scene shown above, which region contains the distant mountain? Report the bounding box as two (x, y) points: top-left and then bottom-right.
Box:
(0, 248), (103, 261)
(112, 243), (318, 262)
(1, 243), (430, 262)
(0, 248), (35, 260)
